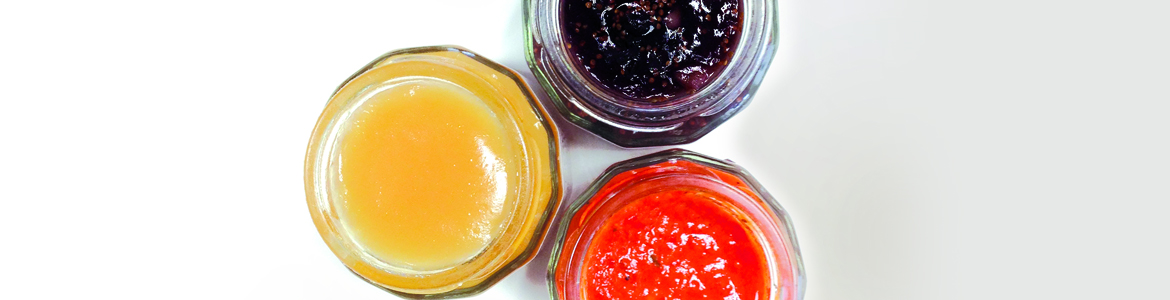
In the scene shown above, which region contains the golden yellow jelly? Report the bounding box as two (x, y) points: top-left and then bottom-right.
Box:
(338, 79), (518, 270)
(305, 46), (560, 297)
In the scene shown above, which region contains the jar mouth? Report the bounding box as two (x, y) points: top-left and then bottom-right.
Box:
(527, 0), (778, 128)
(547, 149), (804, 300)
(562, 177), (777, 297)
(306, 46), (562, 298)
(326, 75), (519, 275)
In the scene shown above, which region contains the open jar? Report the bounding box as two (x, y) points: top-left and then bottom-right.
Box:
(549, 149), (804, 300)
(525, 0), (780, 147)
(305, 46), (561, 298)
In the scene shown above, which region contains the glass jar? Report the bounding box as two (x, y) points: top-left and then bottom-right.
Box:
(525, 0), (780, 147)
(549, 149), (804, 300)
(305, 46), (562, 298)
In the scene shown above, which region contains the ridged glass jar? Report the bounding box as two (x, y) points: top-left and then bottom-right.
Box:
(525, 0), (780, 147)
(549, 149), (804, 300)
(305, 46), (562, 298)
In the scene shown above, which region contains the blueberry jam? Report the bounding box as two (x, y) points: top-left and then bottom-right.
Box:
(562, 0), (742, 101)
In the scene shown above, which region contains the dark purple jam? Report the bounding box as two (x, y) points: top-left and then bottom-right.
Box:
(562, 0), (742, 101)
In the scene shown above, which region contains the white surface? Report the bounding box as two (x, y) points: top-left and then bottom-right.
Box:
(1, 0), (1168, 299)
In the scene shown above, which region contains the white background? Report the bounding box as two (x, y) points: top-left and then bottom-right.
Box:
(1, 0), (1167, 299)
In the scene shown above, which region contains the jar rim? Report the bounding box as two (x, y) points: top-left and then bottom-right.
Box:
(305, 46), (563, 298)
(546, 149), (805, 300)
(525, 0), (780, 128)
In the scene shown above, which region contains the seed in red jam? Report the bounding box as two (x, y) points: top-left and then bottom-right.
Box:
(582, 190), (768, 300)
(562, 0), (743, 101)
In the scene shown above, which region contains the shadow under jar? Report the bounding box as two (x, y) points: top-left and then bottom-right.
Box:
(526, 0), (779, 147)
(549, 149), (804, 300)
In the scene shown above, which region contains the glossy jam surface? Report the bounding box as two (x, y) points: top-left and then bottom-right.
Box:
(309, 48), (562, 295)
(563, 0), (742, 100)
(554, 153), (803, 300)
(582, 189), (768, 300)
(337, 79), (518, 270)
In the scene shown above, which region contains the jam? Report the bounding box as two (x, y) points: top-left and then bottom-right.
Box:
(552, 150), (804, 300)
(306, 47), (561, 297)
(583, 189), (769, 300)
(563, 0), (742, 101)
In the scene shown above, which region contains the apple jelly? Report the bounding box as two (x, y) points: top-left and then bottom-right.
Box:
(305, 46), (561, 298)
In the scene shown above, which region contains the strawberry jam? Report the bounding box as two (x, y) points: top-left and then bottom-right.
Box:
(583, 190), (768, 300)
(562, 0), (742, 101)
(550, 149), (807, 300)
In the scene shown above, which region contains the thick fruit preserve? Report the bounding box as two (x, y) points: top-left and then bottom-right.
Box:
(550, 149), (805, 300)
(528, 0), (776, 146)
(563, 0), (742, 101)
(584, 189), (768, 300)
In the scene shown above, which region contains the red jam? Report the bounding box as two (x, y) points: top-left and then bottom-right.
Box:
(583, 190), (768, 300)
(554, 154), (787, 300)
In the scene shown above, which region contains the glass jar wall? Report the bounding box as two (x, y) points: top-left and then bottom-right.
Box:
(305, 46), (562, 298)
(525, 0), (780, 147)
(549, 149), (804, 300)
